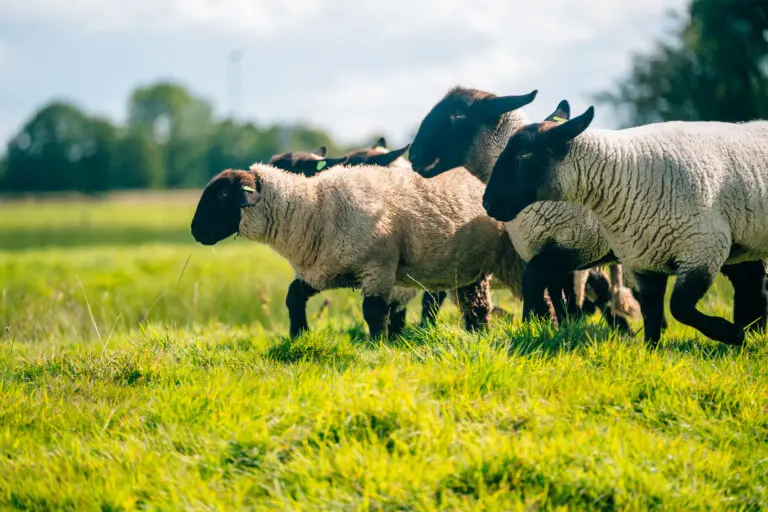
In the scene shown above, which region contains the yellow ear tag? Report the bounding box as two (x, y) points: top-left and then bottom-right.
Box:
(241, 185), (255, 193)
(316, 160), (328, 171)
(552, 116), (566, 123)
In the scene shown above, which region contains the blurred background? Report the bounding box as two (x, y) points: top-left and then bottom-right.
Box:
(0, 0), (766, 342)
(0, 0), (766, 196)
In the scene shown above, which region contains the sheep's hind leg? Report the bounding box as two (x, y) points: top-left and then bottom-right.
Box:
(457, 274), (493, 332)
(670, 267), (744, 345)
(387, 306), (407, 337)
(633, 272), (668, 348)
(584, 268), (633, 335)
(363, 295), (390, 339)
(286, 278), (320, 338)
(420, 291), (448, 327)
(721, 260), (768, 333)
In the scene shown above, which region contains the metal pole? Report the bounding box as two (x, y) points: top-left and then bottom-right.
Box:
(227, 49), (243, 119)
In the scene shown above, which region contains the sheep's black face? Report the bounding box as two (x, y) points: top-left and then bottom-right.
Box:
(483, 126), (551, 222)
(190, 169), (260, 245)
(268, 151), (347, 177)
(410, 89), (484, 177)
(483, 102), (595, 222)
(410, 87), (538, 178)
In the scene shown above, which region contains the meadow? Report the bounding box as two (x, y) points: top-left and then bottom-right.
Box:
(1, 191), (767, 511)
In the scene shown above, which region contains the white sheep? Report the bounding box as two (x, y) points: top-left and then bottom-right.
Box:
(482, 101), (768, 346)
(190, 164), (526, 339)
(409, 87), (641, 332)
(266, 141), (460, 336)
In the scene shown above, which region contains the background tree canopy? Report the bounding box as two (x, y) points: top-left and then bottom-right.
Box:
(596, 0), (768, 127)
(1, 82), (347, 194)
(2, 0), (766, 193)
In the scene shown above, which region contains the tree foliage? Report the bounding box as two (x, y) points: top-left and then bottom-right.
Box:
(596, 0), (768, 126)
(1, 82), (350, 193)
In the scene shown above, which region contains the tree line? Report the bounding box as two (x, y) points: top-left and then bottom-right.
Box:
(0, 82), (350, 193)
(1, 0), (765, 194)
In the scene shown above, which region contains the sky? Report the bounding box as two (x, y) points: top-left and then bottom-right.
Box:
(0, 0), (687, 150)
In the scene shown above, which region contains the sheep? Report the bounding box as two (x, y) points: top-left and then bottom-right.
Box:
(408, 87), (641, 332)
(268, 140), (412, 176)
(267, 141), (455, 336)
(481, 100), (768, 346)
(189, 164), (527, 339)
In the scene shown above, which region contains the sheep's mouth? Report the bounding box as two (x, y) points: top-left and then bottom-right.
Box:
(414, 158), (447, 178)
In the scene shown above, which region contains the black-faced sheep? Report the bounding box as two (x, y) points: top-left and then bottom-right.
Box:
(482, 101), (768, 346)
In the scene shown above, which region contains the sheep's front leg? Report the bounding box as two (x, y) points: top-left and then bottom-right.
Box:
(420, 291), (448, 327)
(548, 271), (585, 322)
(721, 261), (768, 332)
(670, 267), (744, 346)
(363, 295), (390, 339)
(457, 274), (493, 332)
(633, 272), (668, 347)
(387, 305), (407, 337)
(285, 278), (320, 338)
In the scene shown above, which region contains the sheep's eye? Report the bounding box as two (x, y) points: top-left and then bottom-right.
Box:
(450, 113), (466, 122)
(218, 189), (229, 200)
(518, 152), (534, 160)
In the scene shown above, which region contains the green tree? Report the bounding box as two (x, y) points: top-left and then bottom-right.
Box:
(596, 0), (768, 126)
(4, 102), (118, 193)
(128, 82), (214, 188)
(114, 130), (165, 189)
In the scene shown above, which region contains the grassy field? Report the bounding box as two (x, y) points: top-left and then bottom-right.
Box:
(1, 192), (767, 510)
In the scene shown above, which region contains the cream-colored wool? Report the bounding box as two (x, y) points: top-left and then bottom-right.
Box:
(548, 120), (768, 275)
(238, 163), (525, 302)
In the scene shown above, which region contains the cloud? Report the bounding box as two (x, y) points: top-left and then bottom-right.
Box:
(0, 0), (689, 146)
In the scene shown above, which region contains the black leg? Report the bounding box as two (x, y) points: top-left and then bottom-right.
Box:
(522, 255), (556, 322)
(420, 290), (448, 327)
(669, 267), (744, 345)
(633, 272), (668, 347)
(457, 275), (493, 332)
(548, 271), (586, 324)
(285, 278), (320, 338)
(721, 261), (768, 332)
(387, 305), (407, 337)
(363, 295), (390, 339)
(585, 269), (633, 335)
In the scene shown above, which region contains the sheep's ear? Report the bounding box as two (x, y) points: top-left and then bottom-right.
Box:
(546, 106), (594, 143)
(312, 146), (327, 157)
(316, 156), (347, 172)
(364, 144), (410, 167)
(372, 136), (387, 149)
(478, 90), (538, 120)
(238, 177), (261, 207)
(545, 100), (570, 124)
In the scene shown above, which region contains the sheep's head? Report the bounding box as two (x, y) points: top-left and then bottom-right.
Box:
(344, 144), (410, 167)
(409, 87), (538, 179)
(268, 146), (348, 177)
(483, 101), (594, 223)
(190, 169), (261, 245)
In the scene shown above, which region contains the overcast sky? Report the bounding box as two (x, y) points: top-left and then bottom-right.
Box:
(0, 0), (687, 150)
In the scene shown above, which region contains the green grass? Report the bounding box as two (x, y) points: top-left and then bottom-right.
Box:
(1, 192), (767, 510)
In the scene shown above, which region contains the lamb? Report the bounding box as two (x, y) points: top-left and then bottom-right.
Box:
(267, 140), (457, 336)
(482, 101), (768, 346)
(408, 87), (641, 332)
(190, 164), (527, 339)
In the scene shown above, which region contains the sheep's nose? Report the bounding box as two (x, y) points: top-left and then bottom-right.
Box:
(482, 196), (492, 213)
